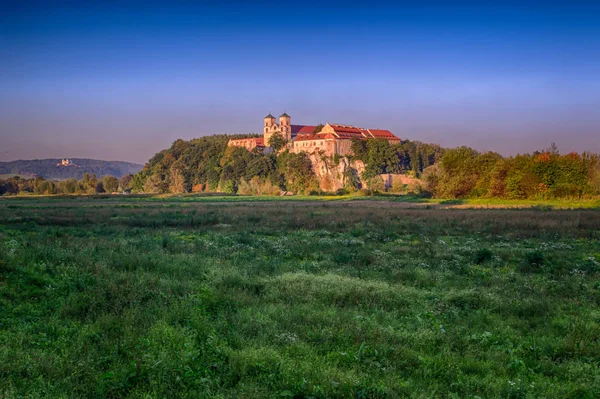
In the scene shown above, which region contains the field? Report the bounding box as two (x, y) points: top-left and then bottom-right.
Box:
(1, 195), (599, 398)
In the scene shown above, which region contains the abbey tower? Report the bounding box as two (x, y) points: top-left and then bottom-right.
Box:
(279, 113), (291, 141)
(263, 114), (276, 146)
(264, 112), (293, 146)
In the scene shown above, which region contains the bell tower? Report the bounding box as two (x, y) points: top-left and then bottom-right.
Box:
(279, 112), (291, 141)
(263, 113), (276, 146)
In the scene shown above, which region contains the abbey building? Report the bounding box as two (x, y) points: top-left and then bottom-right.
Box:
(228, 113), (400, 156)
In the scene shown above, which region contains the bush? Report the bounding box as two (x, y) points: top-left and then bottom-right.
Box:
(355, 188), (373, 197)
(520, 250), (546, 273)
(390, 181), (408, 194)
(473, 248), (494, 264)
(366, 176), (386, 193)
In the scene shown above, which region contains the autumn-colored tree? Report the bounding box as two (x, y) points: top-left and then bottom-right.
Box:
(169, 167), (186, 194)
(119, 174), (134, 191)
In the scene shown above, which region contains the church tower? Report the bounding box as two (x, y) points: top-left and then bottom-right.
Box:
(279, 112), (291, 141)
(264, 113), (276, 146)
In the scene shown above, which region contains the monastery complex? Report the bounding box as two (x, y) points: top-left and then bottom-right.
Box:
(228, 113), (400, 156)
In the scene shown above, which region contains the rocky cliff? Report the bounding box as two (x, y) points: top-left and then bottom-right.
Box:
(306, 153), (364, 191)
(308, 153), (422, 192)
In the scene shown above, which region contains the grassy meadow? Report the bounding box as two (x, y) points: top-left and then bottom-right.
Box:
(1, 195), (599, 398)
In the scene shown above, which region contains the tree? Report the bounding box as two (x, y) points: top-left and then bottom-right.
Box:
(119, 174), (134, 191)
(0, 179), (18, 196)
(95, 182), (105, 194)
(343, 167), (361, 191)
(143, 175), (162, 194)
(102, 176), (119, 193)
(130, 174), (146, 193)
(34, 180), (55, 195)
(282, 153), (318, 194)
(82, 173), (98, 194)
(313, 124), (324, 134)
(59, 178), (80, 194)
(268, 132), (287, 152)
(246, 155), (276, 181)
(169, 167), (186, 194)
(421, 165), (442, 197)
(350, 139), (368, 160)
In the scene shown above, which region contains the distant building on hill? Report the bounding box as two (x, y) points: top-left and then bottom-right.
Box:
(228, 112), (400, 156)
(57, 158), (76, 166)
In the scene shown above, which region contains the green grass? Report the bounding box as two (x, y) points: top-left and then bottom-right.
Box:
(3, 192), (600, 210)
(452, 197), (600, 209)
(1, 198), (599, 398)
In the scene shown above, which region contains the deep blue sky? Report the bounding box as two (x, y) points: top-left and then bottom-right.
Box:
(1, 0), (599, 163)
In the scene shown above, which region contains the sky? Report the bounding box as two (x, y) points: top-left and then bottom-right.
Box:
(1, 0), (599, 164)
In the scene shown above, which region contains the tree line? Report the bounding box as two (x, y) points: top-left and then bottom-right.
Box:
(3, 135), (598, 199)
(0, 174), (134, 196)
(421, 145), (600, 199)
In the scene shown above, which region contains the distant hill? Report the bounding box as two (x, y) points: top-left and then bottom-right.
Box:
(0, 158), (143, 180)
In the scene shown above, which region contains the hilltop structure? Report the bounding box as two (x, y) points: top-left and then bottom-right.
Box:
(57, 158), (76, 166)
(228, 113), (400, 156)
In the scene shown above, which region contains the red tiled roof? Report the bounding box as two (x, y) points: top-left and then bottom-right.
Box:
(254, 137), (265, 146)
(288, 123), (401, 143)
(294, 133), (317, 141)
(291, 125), (316, 134)
(329, 124), (368, 139)
(367, 129), (401, 141)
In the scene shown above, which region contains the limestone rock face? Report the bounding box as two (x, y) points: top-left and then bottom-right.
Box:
(306, 153), (423, 192)
(307, 153), (365, 191)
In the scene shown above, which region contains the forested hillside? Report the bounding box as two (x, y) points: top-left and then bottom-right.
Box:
(0, 158), (143, 180)
(132, 135), (600, 199)
(130, 135), (440, 195)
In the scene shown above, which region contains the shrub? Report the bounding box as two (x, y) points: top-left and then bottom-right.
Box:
(355, 188), (372, 197)
(473, 248), (494, 264)
(390, 181), (408, 194)
(520, 250), (546, 273)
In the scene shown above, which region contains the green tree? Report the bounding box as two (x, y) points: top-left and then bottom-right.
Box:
(102, 176), (119, 193)
(343, 167), (361, 191)
(59, 178), (80, 194)
(268, 132), (287, 152)
(82, 173), (98, 194)
(130, 174), (146, 193)
(34, 180), (55, 195)
(143, 175), (162, 194)
(281, 153), (318, 194)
